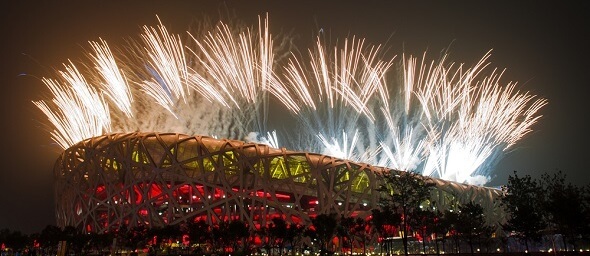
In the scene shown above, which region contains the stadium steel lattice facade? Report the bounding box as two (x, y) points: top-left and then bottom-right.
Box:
(54, 132), (504, 234)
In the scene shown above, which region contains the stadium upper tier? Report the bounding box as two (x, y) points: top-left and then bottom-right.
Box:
(54, 132), (504, 233)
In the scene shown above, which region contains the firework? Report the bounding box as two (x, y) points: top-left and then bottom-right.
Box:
(33, 61), (112, 149)
(398, 51), (547, 184)
(271, 35), (395, 161)
(88, 38), (134, 118)
(33, 15), (546, 186)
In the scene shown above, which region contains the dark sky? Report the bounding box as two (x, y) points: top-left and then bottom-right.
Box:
(1, 0), (588, 234)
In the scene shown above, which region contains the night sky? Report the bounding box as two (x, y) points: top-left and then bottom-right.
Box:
(1, 1), (588, 234)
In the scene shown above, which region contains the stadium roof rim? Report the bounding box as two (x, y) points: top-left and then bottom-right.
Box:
(71, 131), (502, 191)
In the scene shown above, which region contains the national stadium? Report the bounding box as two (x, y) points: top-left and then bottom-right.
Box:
(54, 132), (504, 234)
(36, 14), (543, 237)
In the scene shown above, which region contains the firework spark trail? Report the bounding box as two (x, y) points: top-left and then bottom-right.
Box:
(257, 14), (273, 93)
(60, 62), (112, 129)
(272, 35), (395, 161)
(336, 45), (396, 121)
(318, 130), (360, 161)
(244, 130), (280, 148)
(274, 56), (314, 113)
(469, 73), (547, 149)
(263, 130), (280, 149)
(129, 14), (279, 139)
(379, 129), (425, 172)
(138, 16), (189, 117)
(111, 14), (280, 140)
(33, 16), (276, 149)
(96, 35), (174, 134)
(187, 17), (269, 105)
(33, 63), (111, 149)
(88, 38), (134, 118)
(419, 57), (496, 182)
(369, 49), (547, 185)
(385, 53), (467, 176)
(32, 14), (547, 186)
(185, 14), (278, 137)
(374, 114), (428, 173)
(408, 52), (547, 184)
(372, 53), (439, 172)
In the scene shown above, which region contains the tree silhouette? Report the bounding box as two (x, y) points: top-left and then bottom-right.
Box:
(377, 170), (435, 256)
(269, 217), (288, 255)
(542, 170), (586, 252)
(352, 217), (370, 255)
(228, 219), (250, 253)
(432, 209), (453, 254)
(370, 207), (400, 255)
(285, 222), (305, 255)
(0, 228), (28, 253)
(336, 215), (353, 254)
(410, 208), (436, 254)
(312, 213), (337, 255)
(187, 219), (211, 252)
(501, 171), (546, 251)
(63, 225), (90, 254)
(39, 225), (63, 254)
(455, 202), (494, 254)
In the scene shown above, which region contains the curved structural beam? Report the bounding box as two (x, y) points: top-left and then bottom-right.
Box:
(54, 132), (504, 233)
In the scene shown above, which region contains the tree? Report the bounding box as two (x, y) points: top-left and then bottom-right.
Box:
(455, 202), (494, 254)
(443, 209), (462, 253)
(500, 171), (546, 251)
(377, 169), (435, 256)
(312, 213), (338, 255)
(39, 225), (63, 254)
(541, 170), (586, 252)
(211, 221), (231, 253)
(129, 224), (149, 252)
(187, 219), (211, 252)
(285, 223), (305, 255)
(63, 225), (90, 254)
(432, 209), (455, 255)
(268, 217), (287, 254)
(582, 184), (590, 243)
(410, 207), (437, 254)
(228, 219), (250, 253)
(352, 217), (371, 255)
(86, 231), (114, 255)
(336, 215), (353, 254)
(370, 208), (401, 255)
(0, 228), (29, 252)
(115, 224), (130, 254)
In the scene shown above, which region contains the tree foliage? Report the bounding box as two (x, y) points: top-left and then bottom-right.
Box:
(500, 171), (546, 251)
(311, 213), (338, 254)
(376, 169), (435, 256)
(541, 170), (587, 251)
(455, 202), (494, 254)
